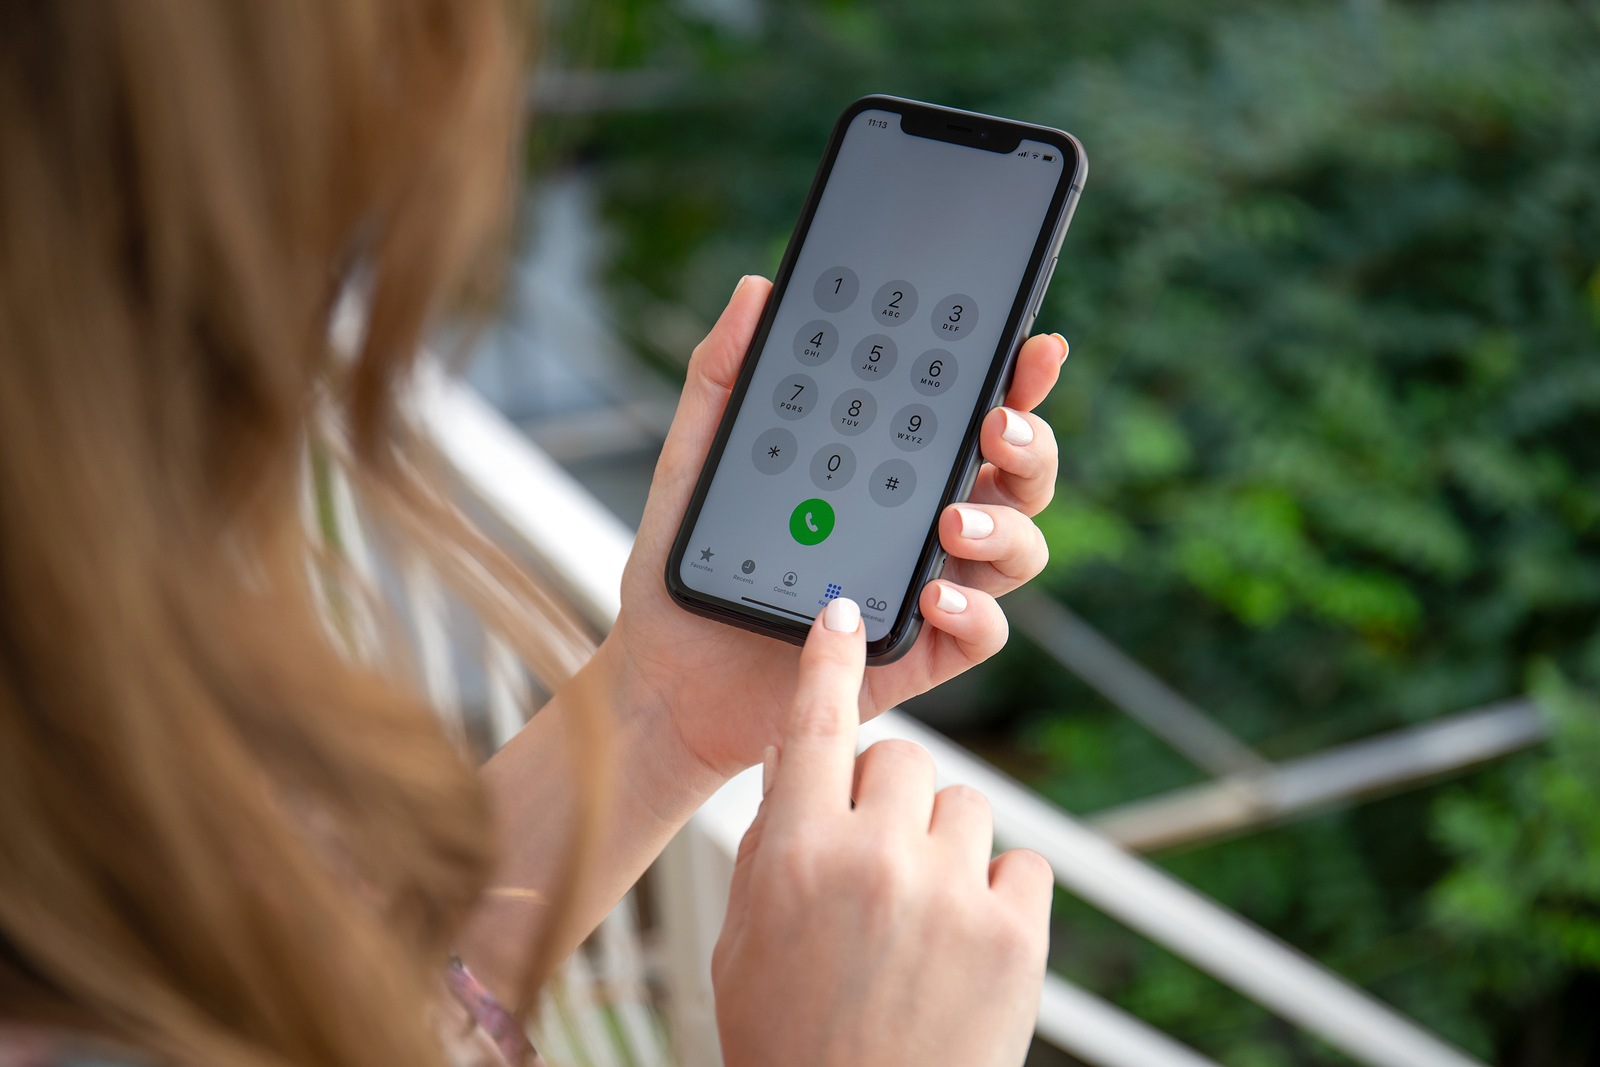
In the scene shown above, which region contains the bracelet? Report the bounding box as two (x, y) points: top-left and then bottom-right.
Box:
(445, 956), (543, 1067)
(484, 887), (550, 903)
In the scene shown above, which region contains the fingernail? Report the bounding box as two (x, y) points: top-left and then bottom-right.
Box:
(761, 745), (778, 796)
(954, 506), (995, 539)
(1000, 407), (1035, 446)
(823, 596), (861, 632)
(733, 274), (751, 295)
(1051, 333), (1070, 363)
(936, 583), (968, 614)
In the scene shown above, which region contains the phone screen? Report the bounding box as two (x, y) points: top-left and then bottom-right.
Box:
(675, 106), (1069, 644)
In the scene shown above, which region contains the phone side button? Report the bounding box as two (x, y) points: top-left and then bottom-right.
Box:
(956, 462), (982, 502)
(1032, 256), (1059, 318)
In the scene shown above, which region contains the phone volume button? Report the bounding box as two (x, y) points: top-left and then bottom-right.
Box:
(1032, 256), (1058, 318)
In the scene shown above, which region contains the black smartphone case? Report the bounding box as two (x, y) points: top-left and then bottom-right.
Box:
(665, 95), (1086, 664)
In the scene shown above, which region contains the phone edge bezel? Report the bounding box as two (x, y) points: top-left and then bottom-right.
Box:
(664, 93), (1087, 664)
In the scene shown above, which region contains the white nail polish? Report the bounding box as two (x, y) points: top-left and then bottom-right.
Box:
(824, 597), (861, 632)
(955, 506), (995, 539)
(1000, 407), (1035, 447)
(936, 584), (968, 614)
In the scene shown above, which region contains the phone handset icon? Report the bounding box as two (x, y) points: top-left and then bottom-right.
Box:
(789, 498), (836, 546)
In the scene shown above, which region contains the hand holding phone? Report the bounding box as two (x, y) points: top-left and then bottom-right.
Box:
(602, 274), (1064, 799)
(713, 598), (1053, 1067)
(667, 96), (1085, 661)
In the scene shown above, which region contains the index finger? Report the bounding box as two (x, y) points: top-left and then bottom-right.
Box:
(767, 598), (866, 819)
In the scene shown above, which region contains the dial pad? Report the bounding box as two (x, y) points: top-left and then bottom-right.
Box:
(772, 373), (818, 420)
(752, 427), (798, 474)
(814, 266), (859, 312)
(793, 320), (839, 366)
(830, 388), (878, 436)
(930, 294), (978, 340)
(910, 349), (957, 396)
(851, 334), (899, 381)
(890, 404), (937, 452)
(869, 459), (918, 508)
(754, 272), (998, 510)
(871, 280), (918, 327)
(809, 442), (858, 491)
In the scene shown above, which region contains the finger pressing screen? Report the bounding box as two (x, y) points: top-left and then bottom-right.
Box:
(768, 598), (865, 819)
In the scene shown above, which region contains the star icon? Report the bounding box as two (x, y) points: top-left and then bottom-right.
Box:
(767, 445), (782, 458)
(699, 547), (715, 562)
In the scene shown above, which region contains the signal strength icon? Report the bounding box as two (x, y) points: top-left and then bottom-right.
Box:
(1016, 150), (1028, 158)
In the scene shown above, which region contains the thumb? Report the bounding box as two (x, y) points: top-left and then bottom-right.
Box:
(644, 275), (772, 526)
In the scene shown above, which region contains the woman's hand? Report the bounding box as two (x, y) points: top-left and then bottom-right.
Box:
(460, 278), (1066, 994)
(713, 599), (1052, 1067)
(606, 275), (1070, 806)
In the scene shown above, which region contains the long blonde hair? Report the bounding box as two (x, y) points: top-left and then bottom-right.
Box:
(0, 3), (594, 1065)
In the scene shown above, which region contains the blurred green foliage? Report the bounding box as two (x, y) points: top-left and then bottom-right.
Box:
(567, 0), (1600, 1061)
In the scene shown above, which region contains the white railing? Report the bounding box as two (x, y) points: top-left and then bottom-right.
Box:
(408, 367), (1488, 1067)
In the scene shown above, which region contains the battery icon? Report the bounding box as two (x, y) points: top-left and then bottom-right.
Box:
(1043, 154), (1055, 162)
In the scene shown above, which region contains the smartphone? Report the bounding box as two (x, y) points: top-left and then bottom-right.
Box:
(666, 95), (1086, 663)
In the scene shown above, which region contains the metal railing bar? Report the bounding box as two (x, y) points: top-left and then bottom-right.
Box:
(523, 398), (682, 464)
(534, 981), (586, 1067)
(595, 904), (674, 1067)
(485, 633), (533, 751)
(554, 947), (629, 1067)
(1007, 589), (1270, 777)
(1089, 698), (1546, 852)
(305, 444), (386, 662)
(412, 364), (636, 633)
(400, 554), (467, 744)
(1036, 975), (1224, 1067)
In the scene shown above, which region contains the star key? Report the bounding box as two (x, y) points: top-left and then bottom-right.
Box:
(699, 547), (714, 562)
(767, 445), (782, 458)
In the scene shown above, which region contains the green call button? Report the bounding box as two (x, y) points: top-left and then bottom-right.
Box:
(789, 498), (836, 546)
